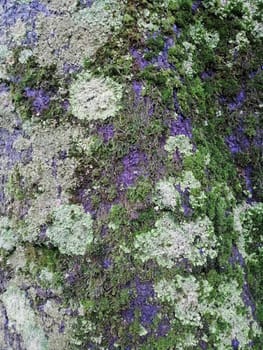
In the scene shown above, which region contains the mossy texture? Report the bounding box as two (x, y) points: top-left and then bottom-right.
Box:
(0, 0), (262, 349)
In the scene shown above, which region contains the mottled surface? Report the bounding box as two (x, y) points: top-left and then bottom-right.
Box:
(0, 0), (262, 349)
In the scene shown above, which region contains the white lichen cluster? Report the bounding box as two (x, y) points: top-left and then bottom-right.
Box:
(155, 275), (201, 327)
(134, 214), (218, 268)
(0, 88), (17, 130)
(181, 42), (195, 78)
(164, 134), (194, 157)
(154, 178), (180, 210)
(203, 280), (261, 349)
(1, 285), (48, 350)
(46, 204), (93, 255)
(179, 21), (220, 77)
(33, 0), (123, 71)
(69, 72), (122, 121)
(154, 276), (261, 349)
(8, 122), (89, 241)
(189, 22), (220, 50)
(0, 217), (17, 252)
(204, 0), (263, 38)
(18, 49), (33, 64)
(154, 171), (206, 213)
(1, 280), (76, 350)
(233, 202), (263, 259)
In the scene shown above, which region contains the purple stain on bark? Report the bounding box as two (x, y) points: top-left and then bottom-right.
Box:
(201, 71), (214, 80)
(122, 279), (159, 327)
(242, 282), (256, 318)
(102, 259), (112, 269)
(122, 308), (134, 324)
(136, 279), (154, 300)
(229, 244), (245, 267)
(170, 114), (192, 138)
(24, 87), (50, 114)
(130, 48), (148, 69)
(0, 128), (31, 169)
(225, 126), (250, 154)
(23, 30), (38, 46)
(79, 0), (94, 7)
(192, 0), (203, 12)
(98, 124), (115, 143)
(148, 36), (174, 70)
(58, 149), (67, 160)
(140, 304), (159, 326)
(119, 149), (147, 188)
(156, 317), (170, 337)
(63, 63), (81, 74)
(228, 90), (246, 111)
(0, 0), (49, 48)
(199, 340), (208, 349)
(58, 321), (65, 333)
(173, 24), (181, 36)
(254, 128), (263, 148)
(61, 99), (70, 111)
(0, 83), (9, 93)
(176, 184), (193, 217)
(0, 269), (9, 293)
(232, 338), (239, 349)
(133, 80), (143, 101)
(1, 305), (25, 350)
(39, 224), (47, 240)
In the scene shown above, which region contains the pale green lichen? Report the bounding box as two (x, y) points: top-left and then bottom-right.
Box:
(154, 172), (206, 213)
(154, 178), (180, 210)
(41, 0), (78, 12)
(204, 0), (263, 38)
(233, 202), (263, 260)
(0, 90), (17, 130)
(0, 217), (17, 252)
(1, 285), (48, 350)
(178, 170), (201, 191)
(179, 171), (206, 211)
(33, 0), (123, 71)
(46, 204), (93, 256)
(189, 22), (219, 50)
(155, 275), (201, 327)
(0, 44), (11, 63)
(155, 277), (261, 348)
(9, 122), (88, 241)
(134, 214), (218, 268)
(202, 280), (262, 349)
(69, 72), (122, 121)
(164, 134), (193, 157)
(19, 49), (33, 64)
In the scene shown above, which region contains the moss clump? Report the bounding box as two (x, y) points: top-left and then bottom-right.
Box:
(46, 204), (93, 256)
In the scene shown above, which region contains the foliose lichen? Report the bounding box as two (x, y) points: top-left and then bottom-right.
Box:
(69, 72), (122, 122)
(46, 204), (93, 256)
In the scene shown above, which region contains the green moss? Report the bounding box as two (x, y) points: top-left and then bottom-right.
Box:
(8, 54), (64, 122)
(108, 204), (129, 229)
(127, 178), (153, 203)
